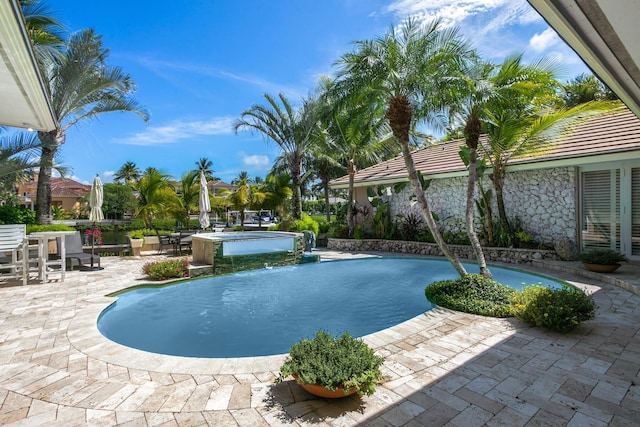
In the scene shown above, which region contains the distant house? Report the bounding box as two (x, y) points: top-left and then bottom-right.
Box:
(330, 108), (640, 261)
(18, 177), (91, 212)
(208, 180), (237, 196)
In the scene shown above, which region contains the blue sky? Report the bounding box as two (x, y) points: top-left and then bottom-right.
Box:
(49, 0), (589, 185)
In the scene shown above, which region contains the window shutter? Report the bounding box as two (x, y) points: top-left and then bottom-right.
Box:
(632, 168), (640, 255)
(581, 170), (620, 251)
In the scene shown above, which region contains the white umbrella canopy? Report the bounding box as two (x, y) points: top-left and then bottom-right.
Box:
(198, 171), (211, 229)
(89, 174), (104, 222)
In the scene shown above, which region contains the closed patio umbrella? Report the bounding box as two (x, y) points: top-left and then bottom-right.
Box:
(86, 174), (104, 270)
(198, 171), (211, 230)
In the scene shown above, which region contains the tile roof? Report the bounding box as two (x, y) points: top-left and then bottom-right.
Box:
(330, 108), (640, 188)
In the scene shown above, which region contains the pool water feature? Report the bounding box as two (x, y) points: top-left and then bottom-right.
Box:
(98, 258), (566, 358)
(190, 231), (306, 275)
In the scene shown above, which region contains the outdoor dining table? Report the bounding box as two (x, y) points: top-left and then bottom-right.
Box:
(28, 230), (76, 282)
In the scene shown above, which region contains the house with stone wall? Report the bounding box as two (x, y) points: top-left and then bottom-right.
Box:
(329, 108), (640, 261)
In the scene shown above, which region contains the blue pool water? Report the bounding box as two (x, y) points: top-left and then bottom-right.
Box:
(97, 258), (564, 358)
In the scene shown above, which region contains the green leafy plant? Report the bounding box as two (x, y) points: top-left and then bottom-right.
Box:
(128, 230), (144, 239)
(27, 224), (75, 233)
(579, 249), (627, 265)
(292, 214), (320, 236)
(142, 257), (190, 281)
(512, 284), (596, 332)
(276, 330), (385, 396)
(425, 274), (517, 317)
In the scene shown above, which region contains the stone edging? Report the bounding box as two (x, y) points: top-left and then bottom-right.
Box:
(327, 238), (559, 264)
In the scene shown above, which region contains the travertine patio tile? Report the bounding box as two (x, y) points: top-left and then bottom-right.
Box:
(201, 410), (240, 426)
(181, 383), (214, 412)
(205, 384), (234, 410)
(136, 384), (176, 412)
(158, 379), (197, 412)
(75, 381), (128, 409)
(228, 384), (251, 410)
(229, 408), (270, 426)
(379, 400), (425, 426)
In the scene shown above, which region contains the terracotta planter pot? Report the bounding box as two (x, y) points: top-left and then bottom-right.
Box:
(582, 262), (621, 273)
(292, 374), (357, 398)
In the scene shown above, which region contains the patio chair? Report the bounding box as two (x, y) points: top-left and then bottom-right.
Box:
(57, 232), (100, 270)
(0, 224), (28, 285)
(177, 230), (195, 255)
(154, 228), (173, 254)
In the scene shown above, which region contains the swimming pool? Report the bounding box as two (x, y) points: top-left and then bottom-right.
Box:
(97, 258), (564, 358)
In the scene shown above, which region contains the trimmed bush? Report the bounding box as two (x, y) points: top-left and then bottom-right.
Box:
(425, 274), (517, 317)
(512, 284), (596, 332)
(142, 258), (190, 281)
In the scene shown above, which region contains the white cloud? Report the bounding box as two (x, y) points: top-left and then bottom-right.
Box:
(529, 27), (559, 52)
(115, 117), (235, 146)
(103, 170), (115, 178)
(242, 154), (270, 168)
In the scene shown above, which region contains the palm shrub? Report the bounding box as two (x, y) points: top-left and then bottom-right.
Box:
(512, 284), (596, 332)
(277, 330), (385, 396)
(579, 249), (626, 265)
(425, 274), (517, 317)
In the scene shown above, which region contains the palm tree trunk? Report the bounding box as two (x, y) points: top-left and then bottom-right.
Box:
(291, 158), (303, 220)
(35, 131), (63, 224)
(323, 178), (331, 222)
(466, 147), (491, 278)
(387, 96), (466, 277)
(464, 118), (491, 278)
(347, 160), (356, 237)
(489, 169), (512, 240)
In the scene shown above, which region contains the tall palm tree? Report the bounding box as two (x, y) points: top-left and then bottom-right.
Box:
(334, 18), (471, 277)
(114, 161), (141, 186)
(234, 93), (319, 220)
(35, 28), (149, 223)
(195, 157), (218, 181)
(134, 168), (177, 228)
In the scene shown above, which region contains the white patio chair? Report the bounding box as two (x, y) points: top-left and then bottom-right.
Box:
(0, 224), (28, 285)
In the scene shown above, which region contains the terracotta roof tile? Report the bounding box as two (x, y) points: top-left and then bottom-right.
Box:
(330, 108), (640, 187)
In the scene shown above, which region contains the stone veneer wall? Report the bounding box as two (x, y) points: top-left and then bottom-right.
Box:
(327, 238), (560, 264)
(389, 166), (577, 246)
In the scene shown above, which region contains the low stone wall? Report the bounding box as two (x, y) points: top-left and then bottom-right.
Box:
(327, 238), (560, 264)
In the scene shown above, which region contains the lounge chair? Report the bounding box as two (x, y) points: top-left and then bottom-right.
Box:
(57, 232), (100, 270)
(154, 228), (173, 254)
(0, 224), (29, 285)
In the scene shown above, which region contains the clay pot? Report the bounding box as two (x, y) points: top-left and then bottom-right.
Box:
(292, 374), (357, 398)
(582, 263), (621, 273)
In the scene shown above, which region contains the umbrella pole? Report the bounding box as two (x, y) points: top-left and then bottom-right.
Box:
(91, 222), (95, 268)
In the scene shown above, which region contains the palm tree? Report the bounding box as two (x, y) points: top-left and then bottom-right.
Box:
(262, 172), (292, 220)
(114, 161), (141, 186)
(234, 93), (319, 220)
(334, 18), (471, 277)
(318, 77), (396, 235)
(483, 100), (617, 242)
(178, 170), (200, 227)
(35, 28), (149, 224)
(20, 0), (66, 70)
(134, 168), (177, 228)
(195, 157), (218, 181)
(223, 171), (252, 226)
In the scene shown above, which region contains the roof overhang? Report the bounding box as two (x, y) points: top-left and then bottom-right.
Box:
(528, 0), (640, 118)
(0, 0), (56, 131)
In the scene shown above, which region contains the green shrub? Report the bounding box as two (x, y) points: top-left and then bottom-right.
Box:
(27, 224), (75, 234)
(0, 204), (36, 225)
(512, 284), (596, 332)
(276, 330), (385, 396)
(142, 258), (190, 281)
(579, 249), (626, 265)
(293, 214), (319, 235)
(425, 274), (517, 317)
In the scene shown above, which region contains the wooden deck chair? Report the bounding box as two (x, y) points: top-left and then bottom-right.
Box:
(0, 224), (28, 285)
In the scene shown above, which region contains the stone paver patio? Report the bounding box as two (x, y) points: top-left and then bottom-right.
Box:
(0, 250), (639, 426)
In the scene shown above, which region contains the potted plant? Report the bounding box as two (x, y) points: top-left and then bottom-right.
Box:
(276, 330), (385, 398)
(128, 230), (145, 257)
(579, 248), (627, 273)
